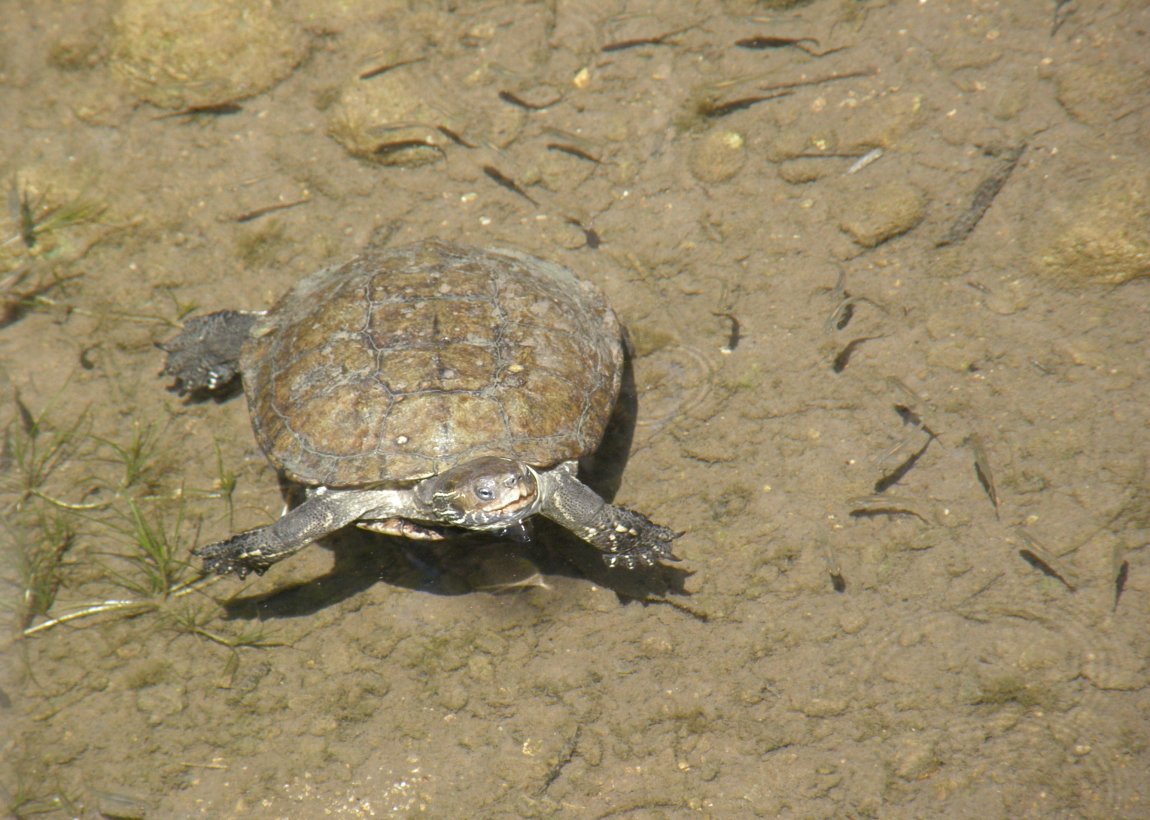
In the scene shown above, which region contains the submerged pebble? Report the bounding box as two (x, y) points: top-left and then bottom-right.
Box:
(327, 68), (452, 168)
(1029, 163), (1150, 286)
(838, 181), (926, 248)
(689, 130), (746, 184)
(111, 0), (307, 109)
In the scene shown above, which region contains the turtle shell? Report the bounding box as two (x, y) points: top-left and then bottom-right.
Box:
(240, 240), (624, 488)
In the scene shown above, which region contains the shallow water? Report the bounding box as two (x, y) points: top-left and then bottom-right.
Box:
(1, 1), (1147, 817)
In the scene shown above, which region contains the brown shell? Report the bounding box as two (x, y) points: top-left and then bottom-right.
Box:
(240, 240), (623, 488)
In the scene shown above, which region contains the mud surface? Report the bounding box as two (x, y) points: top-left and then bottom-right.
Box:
(1, 1), (1148, 817)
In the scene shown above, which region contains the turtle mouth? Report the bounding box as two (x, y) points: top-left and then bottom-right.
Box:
(466, 478), (538, 529)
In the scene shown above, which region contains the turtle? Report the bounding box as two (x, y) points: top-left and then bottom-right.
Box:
(161, 239), (678, 578)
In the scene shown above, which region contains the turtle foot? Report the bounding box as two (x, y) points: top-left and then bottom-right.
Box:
(193, 531), (276, 579)
(592, 508), (681, 570)
(161, 310), (260, 396)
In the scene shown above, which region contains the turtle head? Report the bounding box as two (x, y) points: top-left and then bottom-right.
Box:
(418, 457), (542, 531)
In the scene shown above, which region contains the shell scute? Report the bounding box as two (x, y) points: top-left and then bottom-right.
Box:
(242, 240), (622, 487)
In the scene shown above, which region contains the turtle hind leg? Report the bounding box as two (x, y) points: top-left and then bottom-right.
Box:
(538, 465), (680, 570)
(160, 310), (261, 396)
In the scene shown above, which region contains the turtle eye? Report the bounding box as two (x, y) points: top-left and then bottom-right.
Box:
(474, 482), (496, 502)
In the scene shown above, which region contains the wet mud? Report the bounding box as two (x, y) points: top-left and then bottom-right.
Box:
(1, 1), (1147, 816)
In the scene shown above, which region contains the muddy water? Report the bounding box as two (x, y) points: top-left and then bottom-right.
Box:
(1, 1), (1147, 817)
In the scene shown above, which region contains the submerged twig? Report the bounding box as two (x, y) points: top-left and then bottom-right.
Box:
(234, 197), (311, 224)
(602, 24), (696, 52)
(358, 57), (425, 81)
(153, 102), (243, 121)
(760, 67), (877, 94)
(846, 148), (884, 175)
(937, 145), (1026, 247)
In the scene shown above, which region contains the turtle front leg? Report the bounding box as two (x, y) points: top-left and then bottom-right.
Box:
(538, 464), (679, 569)
(195, 487), (408, 578)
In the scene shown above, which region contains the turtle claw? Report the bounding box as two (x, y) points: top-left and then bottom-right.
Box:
(594, 509), (680, 570)
(193, 532), (273, 579)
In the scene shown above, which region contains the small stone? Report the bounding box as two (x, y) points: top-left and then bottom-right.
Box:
(689, 130), (746, 184)
(135, 683), (186, 727)
(891, 733), (940, 780)
(327, 69), (451, 168)
(1029, 162), (1150, 286)
(1054, 61), (1147, 126)
(838, 609), (868, 635)
(798, 696), (849, 718)
(778, 158), (833, 185)
(111, 0), (307, 109)
(839, 182), (926, 247)
(436, 683), (469, 712)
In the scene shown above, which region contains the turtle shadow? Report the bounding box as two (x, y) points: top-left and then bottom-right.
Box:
(214, 354), (691, 621)
(579, 341), (640, 502)
(216, 526), (690, 623)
